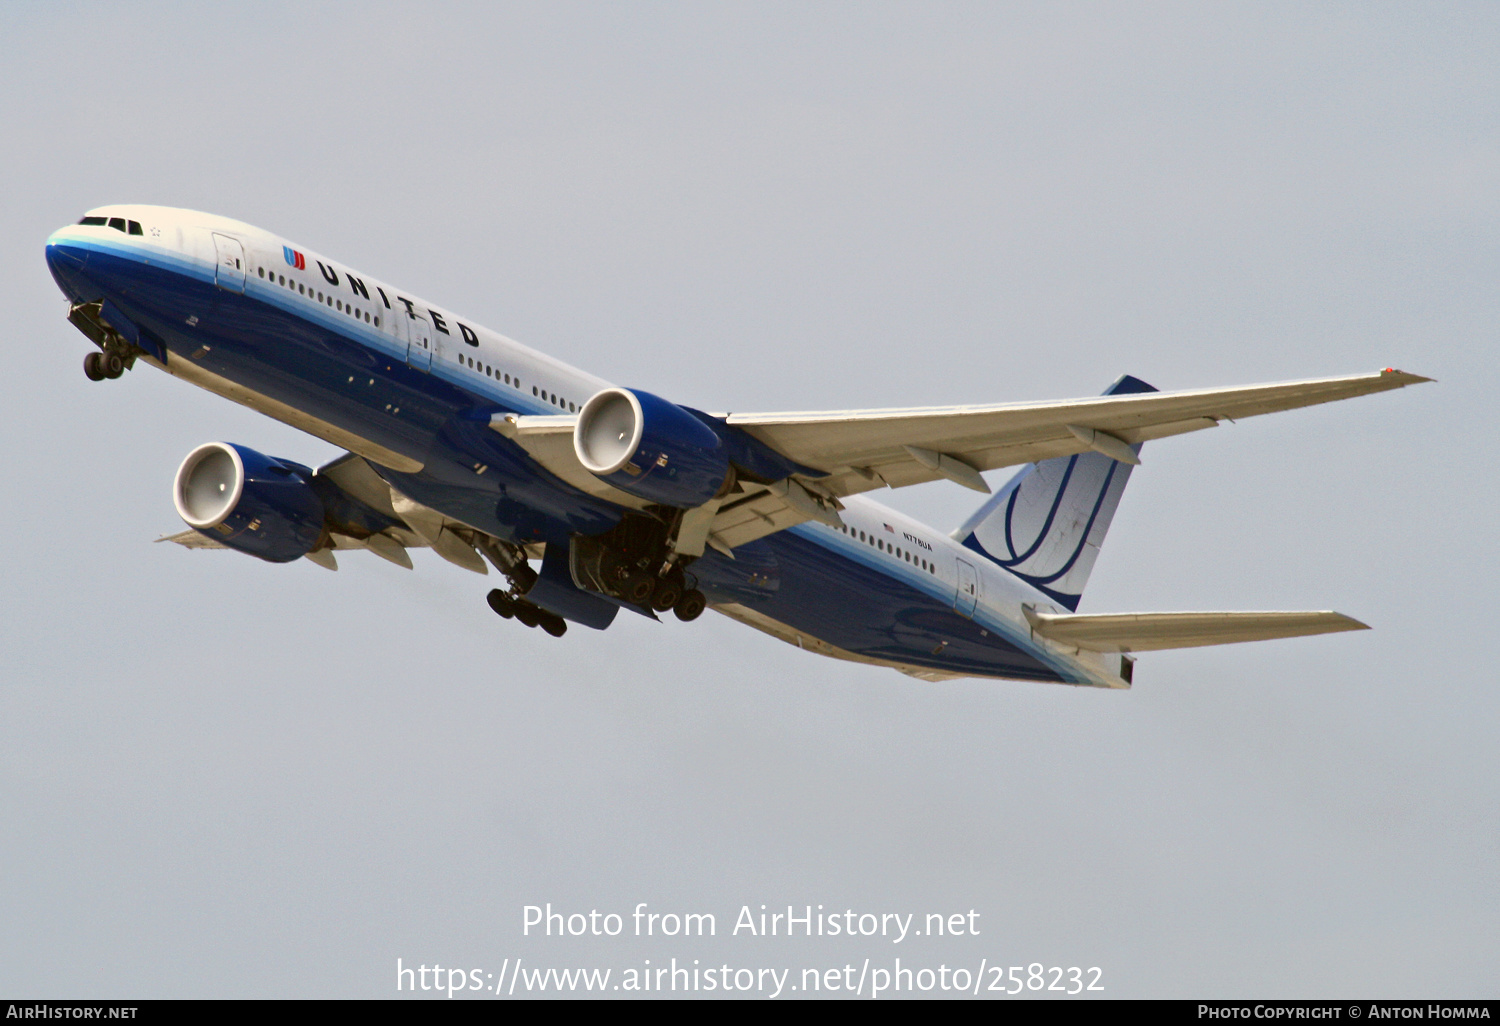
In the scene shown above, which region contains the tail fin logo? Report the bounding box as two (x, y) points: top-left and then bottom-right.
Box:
(283, 246), (305, 270)
(960, 452), (1134, 610)
(956, 374), (1155, 610)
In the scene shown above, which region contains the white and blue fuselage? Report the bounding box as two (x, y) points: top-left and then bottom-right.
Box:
(43, 205), (1149, 687)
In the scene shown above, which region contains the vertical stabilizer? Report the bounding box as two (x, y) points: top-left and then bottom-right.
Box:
(953, 375), (1155, 610)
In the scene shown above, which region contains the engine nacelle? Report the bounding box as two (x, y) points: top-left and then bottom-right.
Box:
(574, 388), (730, 508)
(173, 442), (326, 563)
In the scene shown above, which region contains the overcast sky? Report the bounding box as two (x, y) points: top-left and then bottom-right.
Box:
(2, 1), (1495, 998)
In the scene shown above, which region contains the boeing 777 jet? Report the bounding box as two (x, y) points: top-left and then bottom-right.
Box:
(45, 206), (1428, 687)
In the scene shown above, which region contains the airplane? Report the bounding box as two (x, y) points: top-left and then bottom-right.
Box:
(44, 205), (1429, 688)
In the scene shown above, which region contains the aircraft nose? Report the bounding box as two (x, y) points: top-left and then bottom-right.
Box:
(45, 231), (89, 271)
(45, 231), (98, 303)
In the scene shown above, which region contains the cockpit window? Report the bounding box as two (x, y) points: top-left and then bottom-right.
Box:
(79, 216), (142, 235)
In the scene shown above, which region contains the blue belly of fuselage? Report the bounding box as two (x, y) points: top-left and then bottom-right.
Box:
(693, 528), (1068, 682)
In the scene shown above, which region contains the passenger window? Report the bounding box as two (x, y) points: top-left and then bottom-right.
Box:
(258, 267), (265, 278)
(128, 221), (143, 235)
(298, 283), (304, 294)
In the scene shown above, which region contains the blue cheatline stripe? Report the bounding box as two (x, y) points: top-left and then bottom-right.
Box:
(59, 232), (563, 417)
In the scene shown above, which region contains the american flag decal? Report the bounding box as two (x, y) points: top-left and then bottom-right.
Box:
(283, 246), (305, 270)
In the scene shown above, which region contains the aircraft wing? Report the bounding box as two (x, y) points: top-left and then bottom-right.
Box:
(710, 368), (1430, 547)
(725, 368), (1428, 493)
(1023, 609), (1368, 652)
(493, 369), (1428, 552)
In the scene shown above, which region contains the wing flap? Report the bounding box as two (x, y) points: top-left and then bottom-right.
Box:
(1024, 609), (1369, 652)
(708, 487), (813, 548)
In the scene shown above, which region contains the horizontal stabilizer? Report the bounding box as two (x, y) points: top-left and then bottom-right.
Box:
(1024, 609), (1368, 652)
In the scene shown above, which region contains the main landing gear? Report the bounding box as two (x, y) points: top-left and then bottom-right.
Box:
(483, 584), (705, 635)
(569, 514), (708, 622)
(487, 589), (568, 637)
(479, 516), (710, 637)
(673, 588), (706, 622)
(591, 552), (707, 623)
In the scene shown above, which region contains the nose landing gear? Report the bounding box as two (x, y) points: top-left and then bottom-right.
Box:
(83, 350), (126, 381)
(68, 301), (136, 382)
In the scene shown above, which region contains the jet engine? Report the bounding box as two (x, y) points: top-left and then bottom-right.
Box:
(574, 388), (730, 508)
(173, 442), (326, 563)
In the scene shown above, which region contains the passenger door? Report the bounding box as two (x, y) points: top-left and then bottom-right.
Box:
(955, 558), (980, 618)
(211, 233), (246, 293)
(405, 309), (433, 372)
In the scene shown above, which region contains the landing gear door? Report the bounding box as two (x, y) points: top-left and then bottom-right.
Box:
(955, 558), (980, 618)
(212, 233), (245, 293)
(405, 310), (433, 372)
